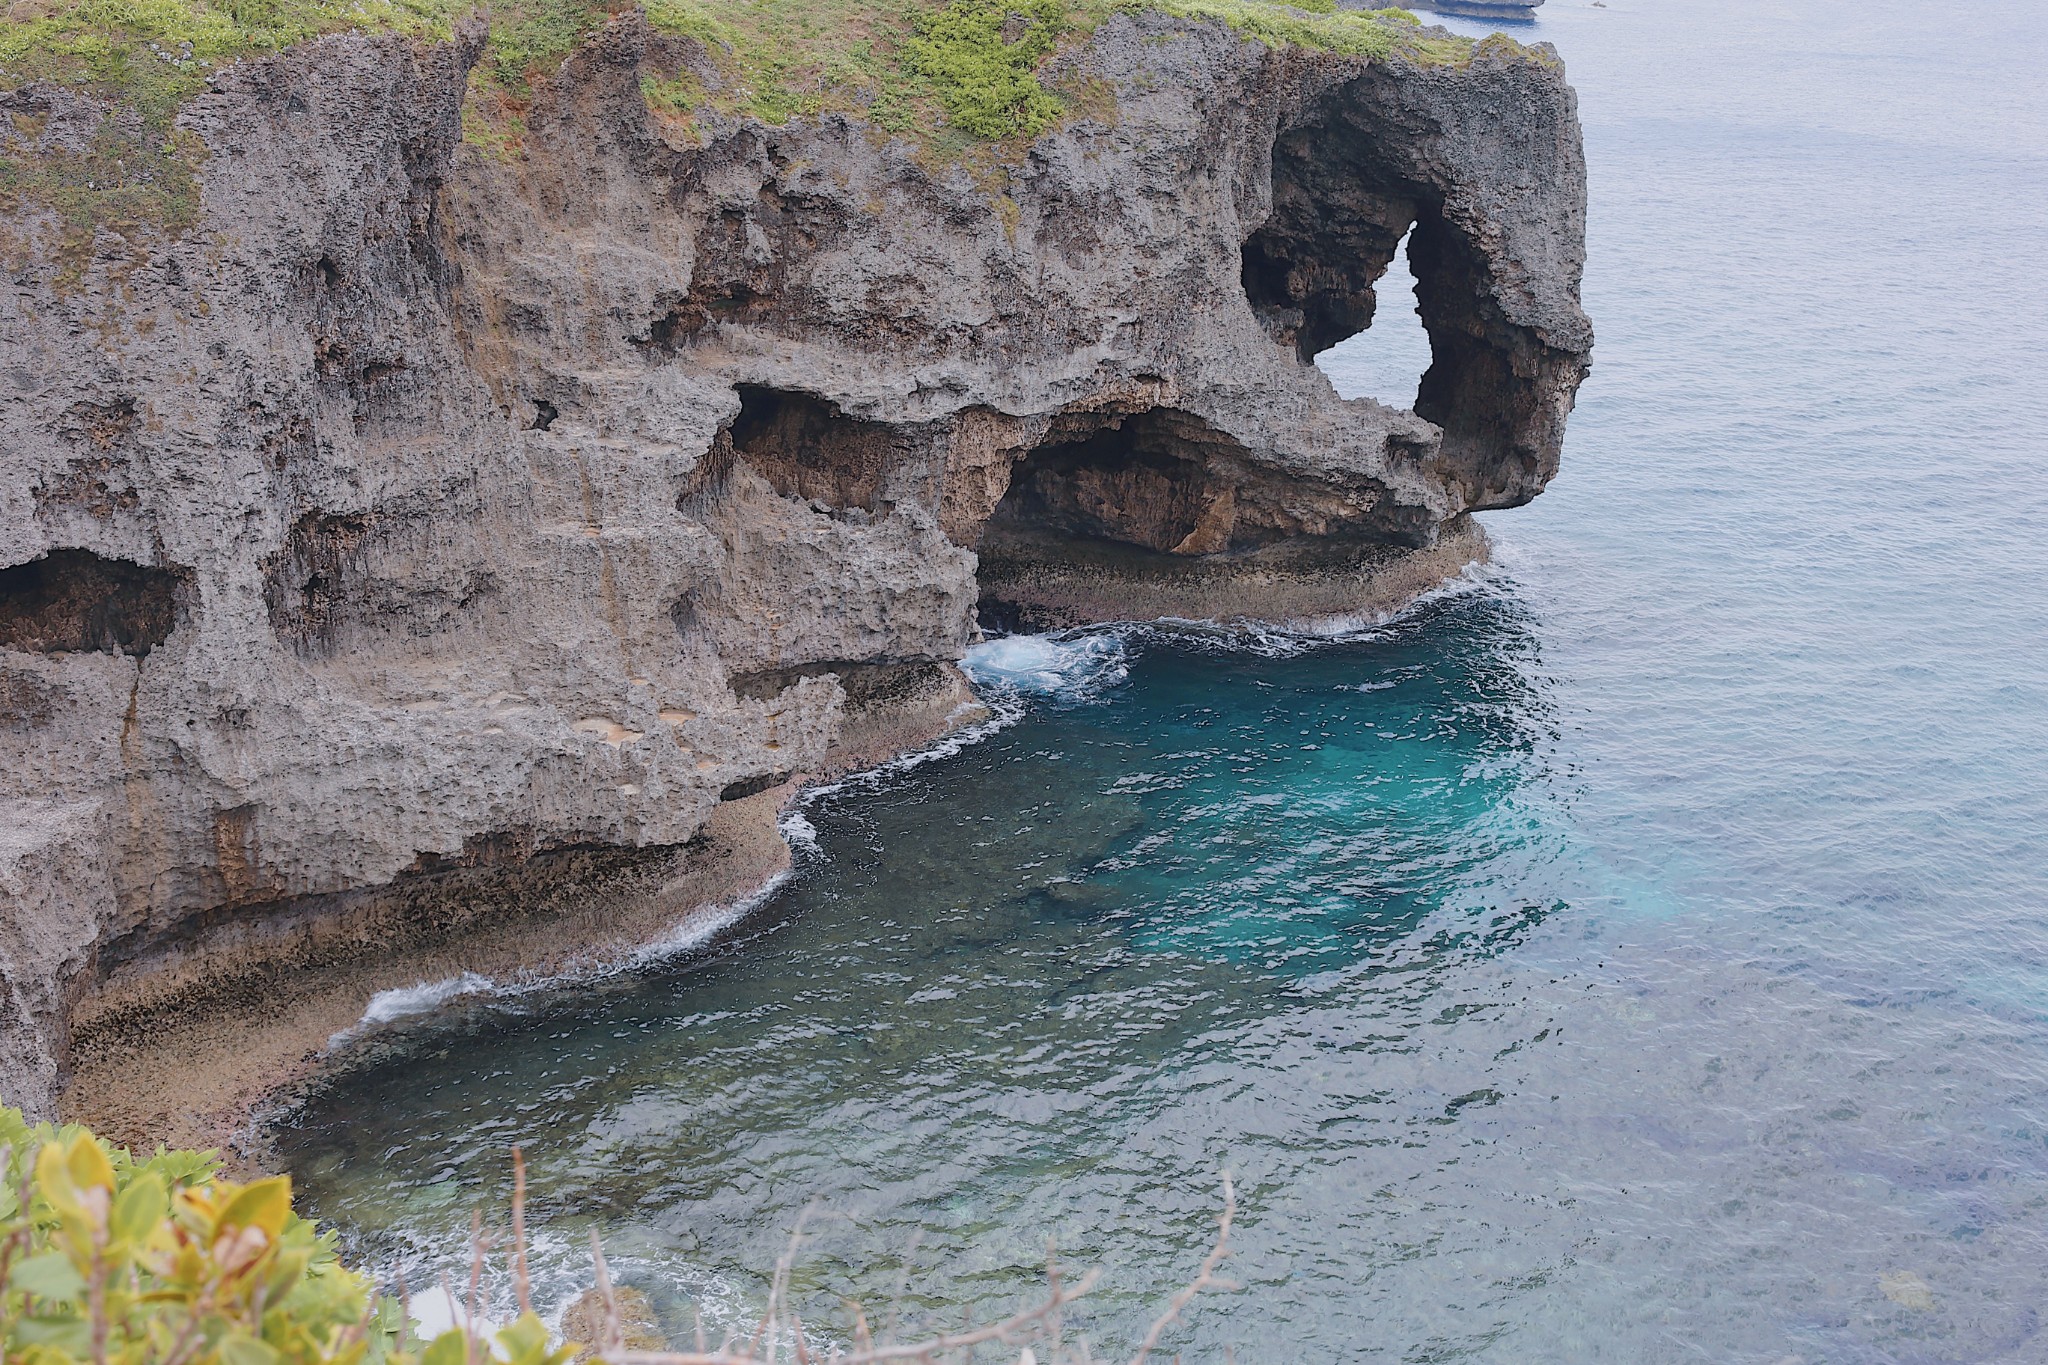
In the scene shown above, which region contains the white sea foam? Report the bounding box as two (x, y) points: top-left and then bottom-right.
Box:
(962, 629), (1129, 696)
(330, 577), (1493, 1047)
(623, 870), (789, 970)
(358, 972), (496, 1026)
(407, 1285), (501, 1341)
(330, 872), (789, 1046)
(792, 694), (1027, 818)
(779, 807), (819, 851)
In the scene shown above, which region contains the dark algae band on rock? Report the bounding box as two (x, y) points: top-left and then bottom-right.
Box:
(0, 0), (1589, 1136)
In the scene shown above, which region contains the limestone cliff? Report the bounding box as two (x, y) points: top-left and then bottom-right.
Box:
(0, 6), (1589, 1126)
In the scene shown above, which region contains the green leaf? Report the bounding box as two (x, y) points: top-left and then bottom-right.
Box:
(420, 1327), (474, 1365)
(10, 1250), (87, 1301)
(64, 1131), (116, 1192)
(111, 1170), (169, 1244)
(496, 1310), (570, 1365)
(11, 1309), (93, 1352)
(221, 1331), (283, 1365)
(217, 1175), (293, 1238)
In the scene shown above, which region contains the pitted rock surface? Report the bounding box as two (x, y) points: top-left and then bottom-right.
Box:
(0, 11), (1589, 1119)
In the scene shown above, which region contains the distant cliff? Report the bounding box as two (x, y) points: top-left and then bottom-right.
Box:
(0, 0), (1589, 1130)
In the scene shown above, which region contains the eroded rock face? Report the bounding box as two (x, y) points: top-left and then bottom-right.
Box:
(0, 11), (1589, 1121)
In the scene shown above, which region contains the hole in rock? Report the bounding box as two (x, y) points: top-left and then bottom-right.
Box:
(1314, 228), (1433, 409)
(528, 398), (558, 431)
(264, 513), (371, 656)
(0, 549), (185, 657)
(633, 304), (704, 352)
(1240, 136), (1416, 366)
(1243, 79), (1570, 508)
(669, 593), (699, 638)
(987, 409), (1249, 556)
(719, 771), (791, 802)
(728, 385), (904, 513)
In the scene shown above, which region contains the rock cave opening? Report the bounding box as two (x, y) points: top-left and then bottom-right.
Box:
(0, 549), (187, 657)
(728, 384), (904, 514)
(985, 408), (1249, 559)
(264, 512), (373, 658)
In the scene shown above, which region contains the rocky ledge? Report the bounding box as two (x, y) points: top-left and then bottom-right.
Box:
(0, 4), (1589, 1138)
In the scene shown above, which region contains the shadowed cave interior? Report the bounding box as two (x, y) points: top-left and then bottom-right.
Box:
(987, 409), (1250, 557)
(0, 549), (186, 657)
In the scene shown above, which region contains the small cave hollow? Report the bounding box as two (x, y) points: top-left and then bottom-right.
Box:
(986, 408), (1249, 557)
(630, 300), (706, 353)
(727, 385), (903, 514)
(0, 549), (186, 657)
(263, 512), (371, 657)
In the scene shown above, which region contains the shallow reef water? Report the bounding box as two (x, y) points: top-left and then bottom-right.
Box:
(279, 0), (2048, 1358)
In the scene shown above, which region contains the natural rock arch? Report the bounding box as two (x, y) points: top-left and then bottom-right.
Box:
(1242, 64), (1591, 510)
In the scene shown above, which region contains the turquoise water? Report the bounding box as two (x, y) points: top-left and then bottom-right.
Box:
(280, 0), (2048, 1358)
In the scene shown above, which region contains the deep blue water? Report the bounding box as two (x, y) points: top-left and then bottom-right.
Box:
(281, 0), (2048, 1358)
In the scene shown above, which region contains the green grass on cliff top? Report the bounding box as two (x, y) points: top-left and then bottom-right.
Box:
(1, 0), (1471, 140)
(0, 0), (1485, 278)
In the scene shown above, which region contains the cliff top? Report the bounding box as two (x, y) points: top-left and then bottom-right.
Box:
(1, 0), (1492, 143)
(0, 0), (1547, 281)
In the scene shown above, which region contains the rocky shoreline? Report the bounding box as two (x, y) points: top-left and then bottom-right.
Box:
(59, 664), (988, 1163)
(0, 3), (1589, 1136)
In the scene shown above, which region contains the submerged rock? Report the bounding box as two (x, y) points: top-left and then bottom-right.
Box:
(560, 1286), (668, 1357)
(0, 6), (1589, 1128)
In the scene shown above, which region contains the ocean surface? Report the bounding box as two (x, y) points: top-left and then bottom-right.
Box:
(277, 0), (2048, 1359)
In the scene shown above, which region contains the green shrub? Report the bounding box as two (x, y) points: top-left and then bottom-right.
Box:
(904, 0), (1070, 138)
(0, 1107), (572, 1365)
(476, 0), (609, 97)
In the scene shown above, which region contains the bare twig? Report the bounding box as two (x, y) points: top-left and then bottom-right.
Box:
(1126, 1174), (1236, 1365)
(843, 1298), (875, 1356)
(153, 1280), (220, 1365)
(438, 1271), (465, 1363)
(512, 1147), (533, 1315)
(757, 1201), (816, 1365)
(468, 1209), (487, 1365)
(87, 1210), (110, 1365)
(590, 1228), (625, 1357)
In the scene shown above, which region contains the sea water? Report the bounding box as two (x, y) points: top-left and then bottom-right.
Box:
(277, 0), (2048, 1358)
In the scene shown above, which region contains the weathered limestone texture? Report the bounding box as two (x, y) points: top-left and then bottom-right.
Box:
(0, 11), (1589, 1129)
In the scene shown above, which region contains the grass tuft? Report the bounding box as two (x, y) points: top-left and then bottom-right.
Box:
(1115, 0), (1431, 59)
